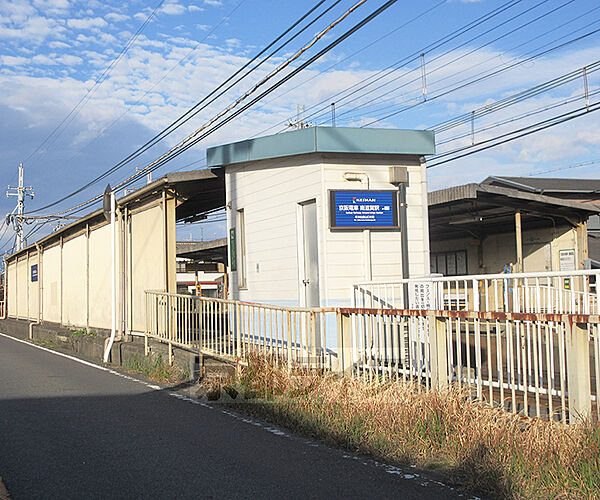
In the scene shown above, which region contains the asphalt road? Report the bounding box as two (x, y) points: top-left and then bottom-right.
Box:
(0, 333), (465, 499)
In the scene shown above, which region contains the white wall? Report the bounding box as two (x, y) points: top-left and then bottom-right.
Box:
(42, 244), (61, 323)
(226, 155), (322, 305)
(226, 153), (430, 307)
(4, 193), (174, 334)
(62, 234), (87, 327)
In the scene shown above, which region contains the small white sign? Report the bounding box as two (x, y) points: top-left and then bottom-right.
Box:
(559, 249), (576, 271)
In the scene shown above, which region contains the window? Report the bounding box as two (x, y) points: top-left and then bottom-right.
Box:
(430, 250), (467, 276)
(236, 209), (247, 288)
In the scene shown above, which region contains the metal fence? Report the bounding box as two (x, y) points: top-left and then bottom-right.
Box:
(341, 307), (599, 424)
(353, 270), (599, 315)
(145, 291), (337, 369)
(145, 289), (599, 423)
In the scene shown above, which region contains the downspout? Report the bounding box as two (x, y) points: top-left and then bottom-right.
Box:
(2, 257), (7, 320)
(103, 191), (117, 363)
(29, 243), (42, 339)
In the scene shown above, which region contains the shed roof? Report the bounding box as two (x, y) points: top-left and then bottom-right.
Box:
(206, 126), (435, 167)
(428, 182), (600, 241)
(5, 168), (225, 262)
(482, 176), (600, 194)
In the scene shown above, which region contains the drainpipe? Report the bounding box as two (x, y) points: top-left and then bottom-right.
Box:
(103, 191), (117, 363)
(2, 257), (6, 320)
(29, 243), (42, 339)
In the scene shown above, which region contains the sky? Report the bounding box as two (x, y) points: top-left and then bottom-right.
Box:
(0, 0), (599, 252)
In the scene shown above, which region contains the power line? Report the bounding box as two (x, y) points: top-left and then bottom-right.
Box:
(312, 0), (562, 125)
(528, 159), (600, 176)
(260, 0), (525, 136)
(25, 0), (338, 215)
(59, 0), (250, 171)
(57, 0), (401, 219)
(427, 102), (600, 168)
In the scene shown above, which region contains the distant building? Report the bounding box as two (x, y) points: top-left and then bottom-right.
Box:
(428, 176), (600, 275)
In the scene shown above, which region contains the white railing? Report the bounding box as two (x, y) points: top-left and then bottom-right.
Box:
(340, 307), (600, 423)
(145, 290), (599, 423)
(353, 270), (600, 315)
(145, 291), (338, 369)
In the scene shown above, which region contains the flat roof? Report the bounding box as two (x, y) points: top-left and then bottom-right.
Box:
(206, 126), (435, 167)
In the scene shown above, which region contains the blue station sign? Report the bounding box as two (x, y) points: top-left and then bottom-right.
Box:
(31, 264), (38, 282)
(329, 190), (398, 229)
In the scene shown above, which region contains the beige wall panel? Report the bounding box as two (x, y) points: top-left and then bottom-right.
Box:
(7, 260), (16, 317)
(131, 203), (166, 332)
(28, 252), (39, 320)
(16, 257), (28, 319)
(62, 235), (87, 327)
(89, 224), (112, 330)
(42, 245), (61, 323)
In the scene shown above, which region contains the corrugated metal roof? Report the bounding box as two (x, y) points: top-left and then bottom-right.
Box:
(206, 126), (435, 167)
(482, 176), (600, 193)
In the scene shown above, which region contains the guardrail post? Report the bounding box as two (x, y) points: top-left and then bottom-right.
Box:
(564, 316), (591, 423)
(336, 312), (353, 375)
(429, 314), (449, 390)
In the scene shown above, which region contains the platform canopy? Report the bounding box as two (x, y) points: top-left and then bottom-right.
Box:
(428, 182), (600, 241)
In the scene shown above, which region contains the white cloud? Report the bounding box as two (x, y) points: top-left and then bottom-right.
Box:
(203, 0), (222, 6)
(105, 12), (129, 23)
(161, 0), (185, 15)
(188, 5), (203, 12)
(0, 55), (29, 66)
(0, 15), (65, 43)
(55, 54), (82, 65)
(66, 17), (108, 30)
(48, 40), (70, 49)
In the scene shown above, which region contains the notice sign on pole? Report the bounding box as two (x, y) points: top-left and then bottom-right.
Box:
(31, 264), (38, 282)
(329, 190), (398, 229)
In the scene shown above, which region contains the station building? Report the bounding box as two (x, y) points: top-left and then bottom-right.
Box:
(207, 126), (435, 307)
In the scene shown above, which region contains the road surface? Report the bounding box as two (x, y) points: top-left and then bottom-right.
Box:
(0, 332), (464, 499)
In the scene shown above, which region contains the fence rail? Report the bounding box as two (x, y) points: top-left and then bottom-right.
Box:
(145, 289), (599, 424)
(353, 270), (600, 315)
(145, 291), (338, 369)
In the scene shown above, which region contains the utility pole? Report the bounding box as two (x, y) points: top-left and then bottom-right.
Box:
(6, 163), (34, 251)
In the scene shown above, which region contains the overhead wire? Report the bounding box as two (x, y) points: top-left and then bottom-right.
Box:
(258, 0), (524, 136)
(25, 0), (340, 215)
(311, 0), (564, 125)
(59, 0), (250, 170)
(38, 0), (400, 218)
(427, 101), (600, 168)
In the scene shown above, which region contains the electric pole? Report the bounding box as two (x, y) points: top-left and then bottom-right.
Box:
(6, 163), (34, 251)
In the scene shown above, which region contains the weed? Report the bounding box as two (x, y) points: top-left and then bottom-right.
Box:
(122, 353), (189, 384)
(206, 352), (600, 499)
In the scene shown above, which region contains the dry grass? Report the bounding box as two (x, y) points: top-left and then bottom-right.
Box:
(204, 352), (600, 499)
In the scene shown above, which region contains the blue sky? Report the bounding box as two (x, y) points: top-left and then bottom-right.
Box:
(1, 0), (599, 250)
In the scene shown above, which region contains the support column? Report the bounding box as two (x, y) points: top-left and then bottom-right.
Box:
(336, 312), (354, 375)
(564, 318), (591, 423)
(429, 314), (449, 389)
(515, 211), (523, 273)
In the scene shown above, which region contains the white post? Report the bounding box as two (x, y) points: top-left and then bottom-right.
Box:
(103, 192), (117, 363)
